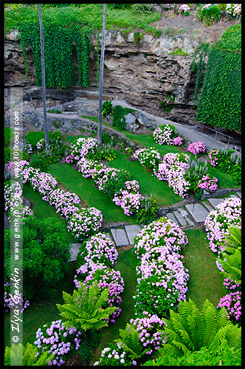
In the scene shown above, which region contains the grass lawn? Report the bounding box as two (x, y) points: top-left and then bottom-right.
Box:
(4, 263), (76, 348)
(184, 227), (227, 310)
(106, 150), (182, 207)
(48, 162), (136, 224)
(91, 247), (138, 364)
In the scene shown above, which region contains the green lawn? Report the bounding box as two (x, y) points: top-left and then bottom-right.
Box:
(106, 150), (182, 207)
(4, 263), (76, 348)
(48, 162), (136, 224)
(184, 228), (227, 310)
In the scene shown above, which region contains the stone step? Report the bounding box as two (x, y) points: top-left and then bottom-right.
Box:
(207, 198), (225, 209)
(173, 209), (188, 227)
(229, 194), (238, 198)
(166, 212), (180, 225)
(125, 224), (142, 245)
(185, 203), (209, 224)
(69, 243), (81, 262)
(179, 207), (195, 226)
(201, 201), (214, 213)
(111, 228), (129, 247)
(236, 192), (241, 198)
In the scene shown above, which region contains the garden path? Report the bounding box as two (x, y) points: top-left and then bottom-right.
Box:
(111, 99), (241, 157)
(69, 191), (241, 261)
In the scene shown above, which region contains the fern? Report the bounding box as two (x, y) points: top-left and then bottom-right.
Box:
(115, 324), (148, 359)
(4, 343), (53, 366)
(202, 300), (219, 347)
(219, 249), (241, 283)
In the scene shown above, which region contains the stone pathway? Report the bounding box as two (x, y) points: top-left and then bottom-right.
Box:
(69, 192), (241, 261)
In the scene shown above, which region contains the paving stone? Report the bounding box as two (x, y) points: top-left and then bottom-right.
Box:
(236, 192), (241, 198)
(230, 194), (238, 198)
(207, 198), (225, 208)
(185, 203), (209, 223)
(166, 212), (179, 225)
(179, 208), (195, 226)
(125, 224), (142, 245)
(201, 201), (214, 213)
(111, 228), (129, 247)
(69, 243), (81, 262)
(173, 210), (188, 226)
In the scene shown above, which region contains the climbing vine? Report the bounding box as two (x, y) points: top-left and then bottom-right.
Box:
(95, 33), (101, 86)
(19, 19), (92, 89)
(196, 24), (241, 131)
(190, 42), (210, 102)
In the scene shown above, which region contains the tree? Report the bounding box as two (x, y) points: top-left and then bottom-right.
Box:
(4, 343), (54, 366)
(38, 4), (49, 149)
(57, 281), (116, 331)
(97, 4), (107, 147)
(158, 299), (241, 358)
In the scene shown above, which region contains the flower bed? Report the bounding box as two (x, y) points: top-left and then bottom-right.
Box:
(187, 141), (206, 155)
(197, 175), (218, 192)
(113, 180), (143, 216)
(34, 320), (82, 366)
(153, 124), (183, 146)
(204, 197), (241, 255)
(4, 181), (33, 220)
(67, 207), (103, 239)
(44, 188), (80, 220)
(208, 148), (241, 185)
(132, 147), (161, 170)
(66, 137), (98, 163)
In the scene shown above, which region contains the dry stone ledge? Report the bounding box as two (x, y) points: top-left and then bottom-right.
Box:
(125, 224), (142, 245)
(111, 228), (129, 247)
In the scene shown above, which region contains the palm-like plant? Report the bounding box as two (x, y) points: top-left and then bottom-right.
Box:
(56, 281), (117, 331)
(115, 324), (149, 359)
(4, 343), (53, 366)
(158, 299), (241, 358)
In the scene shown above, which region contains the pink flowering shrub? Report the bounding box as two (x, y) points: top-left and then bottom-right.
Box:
(153, 124), (183, 146)
(25, 143), (33, 154)
(204, 197), (241, 255)
(44, 188), (80, 219)
(187, 141), (206, 155)
(226, 3), (241, 17)
(197, 175), (218, 192)
(130, 314), (167, 354)
(4, 282), (30, 313)
(22, 166), (58, 196)
(34, 320), (82, 366)
(4, 181), (33, 220)
(77, 157), (98, 178)
(217, 291), (241, 323)
(208, 149), (219, 166)
(66, 137), (98, 163)
(36, 138), (45, 150)
(93, 344), (135, 366)
(178, 4), (190, 14)
(92, 165), (122, 192)
(76, 233), (118, 268)
(67, 207), (103, 239)
(132, 147), (161, 170)
(113, 180), (143, 216)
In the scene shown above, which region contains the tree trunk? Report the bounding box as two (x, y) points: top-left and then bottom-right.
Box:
(97, 4), (107, 147)
(38, 4), (49, 149)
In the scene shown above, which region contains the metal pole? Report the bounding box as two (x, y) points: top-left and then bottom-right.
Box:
(38, 4), (49, 149)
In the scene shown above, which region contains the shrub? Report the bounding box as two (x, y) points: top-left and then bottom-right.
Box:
(133, 31), (140, 47)
(153, 124), (183, 146)
(31, 156), (49, 172)
(113, 180), (143, 216)
(132, 147), (161, 171)
(112, 105), (127, 129)
(47, 109), (62, 114)
(187, 141), (206, 155)
(208, 148), (241, 185)
(4, 343), (54, 366)
(102, 100), (113, 118)
(102, 169), (130, 198)
(4, 217), (71, 299)
(135, 196), (159, 224)
(25, 131), (45, 147)
(131, 3), (155, 14)
(198, 4), (221, 25)
(67, 207), (103, 239)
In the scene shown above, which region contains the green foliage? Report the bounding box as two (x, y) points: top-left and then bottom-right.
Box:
(144, 343), (241, 366)
(158, 299), (241, 357)
(184, 158), (208, 193)
(197, 24), (241, 131)
(131, 3), (155, 14)
(25, 131), (45, 146)
(133, 31), (141, 47)
(19, 14), (92, 89)
(47, 109), (62, 114)
(115, 323), (149, 359)
(145, 26), (162, 38)
(165, 28), (187, 37)
(102, 100), (113, 118)
(198, 4), (221, 25)
(169, 47), (188, 56)
(222, 226), (241, 254)
(209, 149), (241, 185)
(31, 156), (49, 172)
(135, 196), (159, 224)
(36, 131), (67, 164)
(4, 127), (14, 147)
(112, 105), (134, 130)
(4, 217), (70, 299)
(103, 169), (131, 198)
(56, 281), (117, 331)
(191, 43), (210, 101)
(4, 343), (54, 366)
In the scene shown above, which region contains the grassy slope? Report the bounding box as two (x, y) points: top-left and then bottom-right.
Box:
(184, 228), (227, 310)
(106, 150), (182, 207)
(48, 162), (136, 224)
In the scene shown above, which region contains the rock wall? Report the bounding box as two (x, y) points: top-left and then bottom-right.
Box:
(4, 21), (236, 124)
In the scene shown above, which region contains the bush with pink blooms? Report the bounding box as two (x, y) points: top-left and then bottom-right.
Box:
(4, 282), (30, 313)
(44, 188), (80, 220)
(197, 175), (218, 192)
(217, 291), (241, 324)
(66, 137), (98, 163)
(187, 141), (206, 155)
(113, 180), (144, 216)
(153, 124), (183, 146)
(77, 157), (98, 178)
(132, 147), (161, 170)
(204, 197), (241, 255)
(67, 207), (103, 239)
(4, 181), (33, 220)
(34, 320), (82, 366)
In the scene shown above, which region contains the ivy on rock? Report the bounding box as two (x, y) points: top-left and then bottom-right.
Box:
(19, 20), (92, 89)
